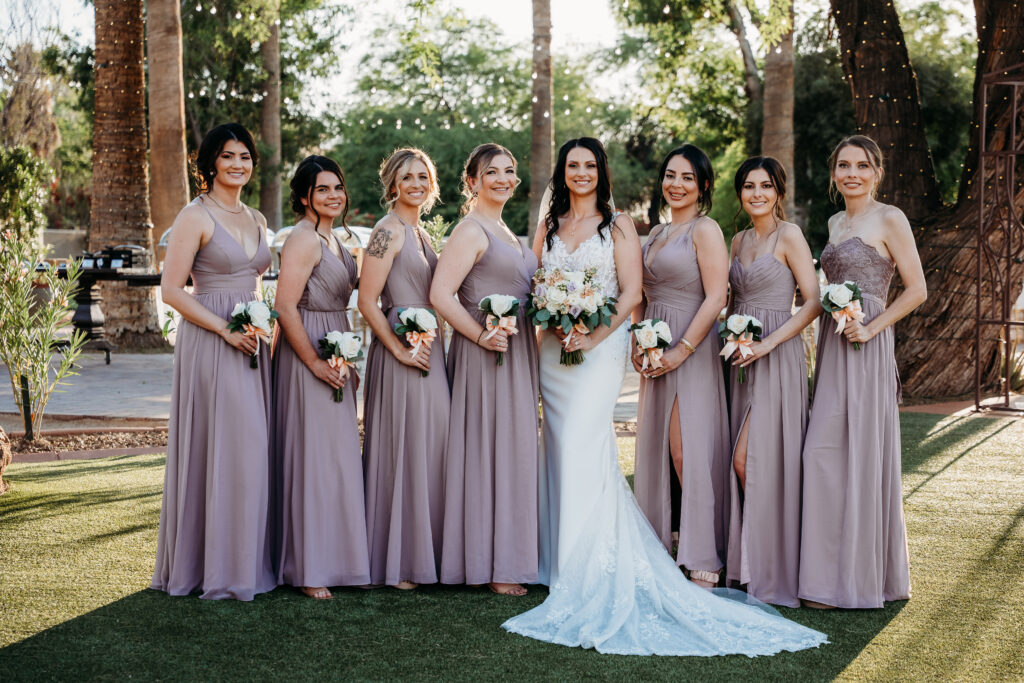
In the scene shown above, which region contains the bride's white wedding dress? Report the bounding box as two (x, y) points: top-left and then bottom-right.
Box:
(501, 229), (827, 656)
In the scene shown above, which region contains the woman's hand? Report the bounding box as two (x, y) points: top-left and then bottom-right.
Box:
(309, 357), (347, 390)
(734, 338), (777, 368)
(478, 328), (510, 353)
(563, 329), (595, 353)
(843, 319), (875, 346)
(219, 327), (259, 355)
(642, 344), (690, 379)
(631, 343), (646, 373)
(392, 340), (431, 373)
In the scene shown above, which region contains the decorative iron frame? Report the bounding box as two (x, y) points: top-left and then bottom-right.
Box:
(976, 62), (1024, 412)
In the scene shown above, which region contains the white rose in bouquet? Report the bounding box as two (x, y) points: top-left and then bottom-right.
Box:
(325, 330), (346, 347)
(546, 287), (567, 309)
(339, 332), (363, 358)
(727, 314), (750, 335)
(653, 320), (672, 343)
(414, 308), (438, 330)
(635, 326), (658, 349)
(247, 301), (272, 330)
(486, 294), (517, 317)
(231, 302), (247, 318)
(581, 293), (601, 314)
(565, 270), (585, 289)
(829, 282), (854, 307)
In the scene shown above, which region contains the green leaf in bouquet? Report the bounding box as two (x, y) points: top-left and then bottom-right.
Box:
(561, 316), (572, 334)
(535, 308), (551, 322)
(587, 312), (600, 328)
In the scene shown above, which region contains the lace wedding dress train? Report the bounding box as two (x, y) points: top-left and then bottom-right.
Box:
(501, 230), (827, 656)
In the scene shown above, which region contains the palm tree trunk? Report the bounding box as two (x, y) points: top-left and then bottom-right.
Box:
(259, 7), (283, 231)
(760, 0), (795, 220)
(146, 0), (190, 243)
(528, 0), (553, 241)
(90, 0), (162, 348)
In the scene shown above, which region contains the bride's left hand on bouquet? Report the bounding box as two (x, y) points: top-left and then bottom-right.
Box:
(564, 330), (595, 353)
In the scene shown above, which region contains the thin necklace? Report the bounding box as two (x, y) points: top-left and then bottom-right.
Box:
(567, 212), (599, 238)
(206, 193), (244, 214)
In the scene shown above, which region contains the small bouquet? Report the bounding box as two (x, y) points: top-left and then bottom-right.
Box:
(318, 330), (363, 402)
(394, 307), (438, 377)
(478, 294), (520, 366)
(821, 280), (865, 350)
(631, 318), (673, 372)
(527, 266), (618, 366)
(720, 314), (763, 383)
(228, 300), (278, 368)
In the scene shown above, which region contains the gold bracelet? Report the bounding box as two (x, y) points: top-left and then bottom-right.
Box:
(680, 338), (696, 354)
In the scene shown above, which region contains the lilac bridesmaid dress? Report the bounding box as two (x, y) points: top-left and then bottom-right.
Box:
(152, 201), (276, 601)
(725, 230), (806, 608)
(362, 221), (449, 586)
(272, 232), (370, 588)
(799, 236), (911, 608)
(634, 222), (731, 575)
(439, 225), (541, 586)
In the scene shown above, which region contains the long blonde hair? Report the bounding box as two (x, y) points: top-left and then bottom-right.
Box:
(379, 148), (441, 214)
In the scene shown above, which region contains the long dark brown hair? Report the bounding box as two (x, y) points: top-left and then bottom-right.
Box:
(544, 137), (615, 251)
(733, 156), (788, 231)
(288, 155), (353, 238)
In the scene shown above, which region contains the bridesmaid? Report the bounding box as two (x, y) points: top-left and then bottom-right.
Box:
(358, 148), (449, 590)
(724, 157), (820, 607)
(799, 135), (926, 609)
(430, 143), (540, 597)
(153, 122), (275, 600)
(273, 155), (369, 599)
(632, 144), (731, 589)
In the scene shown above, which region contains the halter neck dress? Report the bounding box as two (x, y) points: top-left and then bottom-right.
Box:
(272, 230), (370, 588)
(362, 220), (449, 586)
(725, 229), (807, 608)
(634, 221), (731, 575)
(151, 199), (276, 601)
(799, 236), (911, 608)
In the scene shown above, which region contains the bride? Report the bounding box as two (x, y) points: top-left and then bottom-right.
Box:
(502, 138), (827, 656)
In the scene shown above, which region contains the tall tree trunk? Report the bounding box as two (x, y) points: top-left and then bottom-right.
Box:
(830, 0), (942, 224)
(834, 0), (1024, 398)
(259, 8), (282, 231)
(90, 0), (162, 348)
(726, 1), (763, 106)
(528, 0), (553, 241)
(760, 0), (795, 220)
(146, 0), (189, 243)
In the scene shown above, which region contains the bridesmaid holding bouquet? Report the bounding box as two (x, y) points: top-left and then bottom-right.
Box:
(152, 122), (275, 600)
(430, 143), (540, 597)
(358, 148), (450, 589)
(799, 135), (926, 609)
(632, 144), (731, 589)
(273, 155), (369, 599)
(724, 157), (820, 607)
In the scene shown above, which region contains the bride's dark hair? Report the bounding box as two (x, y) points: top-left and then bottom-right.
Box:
(544, 137), (615, 251)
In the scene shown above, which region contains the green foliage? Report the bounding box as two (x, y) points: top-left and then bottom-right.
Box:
(420, 214), (450, 253)
(0, 233), (87, 437)
(0, 147), (53, 243)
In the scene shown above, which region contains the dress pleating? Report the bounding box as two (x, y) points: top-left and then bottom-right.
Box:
(151, 201), (276, 601)
(362, 223), (449, 586)
(273, 235), (370, 588)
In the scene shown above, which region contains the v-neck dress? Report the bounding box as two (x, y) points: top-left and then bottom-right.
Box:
(272, 232), (370, 588)
(724, 230), (807, 607)
(362, 222), (450, 586)
(439, 226), (541, 585)
(151, 199), (276, 601)
(634, 222), (731, 575)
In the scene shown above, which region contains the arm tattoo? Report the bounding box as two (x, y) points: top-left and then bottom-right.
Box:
(367, 228), (393, 258)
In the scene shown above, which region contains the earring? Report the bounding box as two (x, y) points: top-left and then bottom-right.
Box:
(472, 190), (478, 198)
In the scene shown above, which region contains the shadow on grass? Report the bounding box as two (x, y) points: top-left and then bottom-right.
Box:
(5, 453), (166, 485)
(0, 487), (162, 525)
(0, 583), (905, 681)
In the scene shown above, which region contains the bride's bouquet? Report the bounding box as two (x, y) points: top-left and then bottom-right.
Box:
(631, 318), (672, 371)
(318, 330), (363, 402)
(478, 294), (520, 366)
(393, 307), (438, 377)
(528, 266), (618, 366)
(821, 280), (865, 349)
(720, 314), (762, 383)
(227, 300), (278, 369)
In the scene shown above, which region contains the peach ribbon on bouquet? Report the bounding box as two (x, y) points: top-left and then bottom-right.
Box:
(562, 321), (591, 350)
(640, 347), (664, 372)
(720, 331), (755, 361)
(406, 329), (437, 359)
(485, 315), (519, 339)
(831, 299), (866, 334)
(242, 322), (270, 349)
(326, 354), (354, 379)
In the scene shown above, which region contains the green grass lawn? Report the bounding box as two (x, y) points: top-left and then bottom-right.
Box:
(1, 413), (1022, 681)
